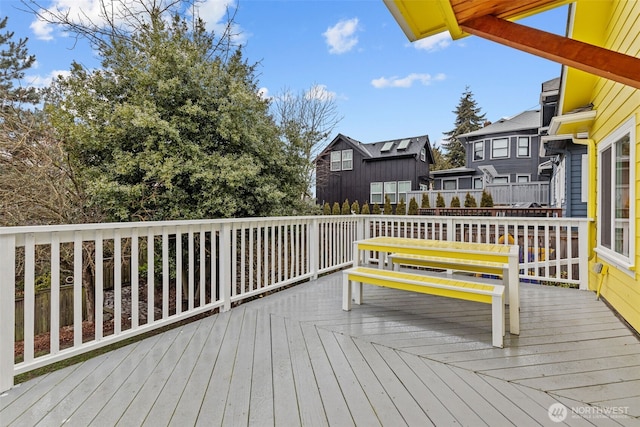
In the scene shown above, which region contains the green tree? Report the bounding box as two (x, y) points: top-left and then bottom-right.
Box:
(383, 195), (393, 215)
(436, 193), (445, 208)
(442, 87), (486, 168)
(396, 198), (406, 215)
(430, 145), (451, 171)
(481, 190), (494, 207)
(372, 203), (381, 214)
(361, 202), (370, 214)
(341, 199), (351, 215)
(332, 202), (340, 215)
(351, 200), (360, 215)
(323, 202), (331, 215)
(450, 196), (460, 207)
(421, 193), (430, 208)
(44, 8), (305, 222)
(408, 197), (419, 215)
(464, 192), (477, 207)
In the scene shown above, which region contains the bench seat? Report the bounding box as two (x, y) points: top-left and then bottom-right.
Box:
(389, 253), (506, 276)
(343, 266), (505, 348)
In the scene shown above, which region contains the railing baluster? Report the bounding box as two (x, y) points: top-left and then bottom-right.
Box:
(50, 233), (60, 354)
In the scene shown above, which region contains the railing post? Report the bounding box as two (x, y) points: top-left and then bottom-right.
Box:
(310, 218), (319, 280)
(0, 234), (16, 392)
(220, 223), (232, 312)
(579, 220), (590, 291)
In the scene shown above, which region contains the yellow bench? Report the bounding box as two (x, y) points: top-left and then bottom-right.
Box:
(389, 253), (506, 277)
(343, 266), (506, 348)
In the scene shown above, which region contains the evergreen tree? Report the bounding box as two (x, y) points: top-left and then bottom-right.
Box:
(372, 203), (381, 214)
(332, 202), (340, 215)
(421, 193), (430, 208)
(442, 86), (486, 168)
(361, 203), (370, 215)
(408, 197), (419, 215)
(450, 196), (460, 207)
(323, 203), (331, 215)
(341, 199), (351, 215)
(481, 190), (494, 207)
(464, 192), (477, 207)
(396, 198), (406, 215)
(383, 195), (393, 215)
(436, 193), (445, 208)
(351, 200), (360, 215)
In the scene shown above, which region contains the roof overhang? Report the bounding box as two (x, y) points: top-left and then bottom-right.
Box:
(384, 0), (640, 90)
(548, 109), (596, 137)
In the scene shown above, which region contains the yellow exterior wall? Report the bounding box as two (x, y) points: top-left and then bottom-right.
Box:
(582, 0), (640, 332)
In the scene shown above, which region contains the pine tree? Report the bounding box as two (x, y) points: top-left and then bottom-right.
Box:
(421, 193), (430, 208)
(396, 198), (406, 215)
(436, 193), (445, 208)
(383, 195), (393, 215)
(351, 200), (360, 215)
(450, 196), (460, 207)
(442, 86), (486, 168)
(0, 17), (39, 107)
(481, 190), (494, 207)
(464, 192), (477, 207)
(332, 202), (340, 215)
(408, 197), (419, 215)
(372, 203), (381, 214)
(323, 203), (331, 215)
(361, 203), (370, 214)
(341, 199), (351, 215)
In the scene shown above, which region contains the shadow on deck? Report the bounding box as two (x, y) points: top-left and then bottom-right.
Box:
(1, 272), (639, 426)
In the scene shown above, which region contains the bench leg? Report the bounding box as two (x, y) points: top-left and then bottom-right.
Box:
(354, 280), (362, 305)
(342, 273), (352, 311)
(492, 294), (504, 348)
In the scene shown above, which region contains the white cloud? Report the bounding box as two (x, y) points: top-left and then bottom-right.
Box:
(25, 69), (72, 88)
(305, 84), (336, 102)
(323, 18), (360, 54)
(257, 87), (270, 100)
(30, 0), (244, 43)
(412, 32), (452, 52)
(371, 73), (446, 89)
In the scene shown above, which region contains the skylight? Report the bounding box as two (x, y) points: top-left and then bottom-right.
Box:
(381, 141), (394, 152)
(397, 139), (410, 150)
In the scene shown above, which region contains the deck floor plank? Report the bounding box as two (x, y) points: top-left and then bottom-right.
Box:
(1, 273), (639, 425)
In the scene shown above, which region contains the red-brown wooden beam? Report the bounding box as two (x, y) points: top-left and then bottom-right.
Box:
(460, 14), (640, 90)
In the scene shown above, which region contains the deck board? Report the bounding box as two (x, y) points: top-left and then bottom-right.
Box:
(1, 272), (639, 425)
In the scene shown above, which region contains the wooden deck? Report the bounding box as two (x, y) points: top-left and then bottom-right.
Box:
(1, 271), (639, 426)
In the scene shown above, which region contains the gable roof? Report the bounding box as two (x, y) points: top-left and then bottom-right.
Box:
(457, 110), (540, 141)
(319, 133), (433, 163)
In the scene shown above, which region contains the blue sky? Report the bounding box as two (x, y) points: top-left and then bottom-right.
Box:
(2, 0), (569, 149)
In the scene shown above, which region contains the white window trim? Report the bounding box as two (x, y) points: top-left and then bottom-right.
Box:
(491, 137), (510, 159)
(517, 136), (531, 158)
(384, 181), (397, 204)
(370, 182), (382, 204)
(516, 174), (530, 183)
(420, 148), (426, 162)
(492, 176), (509, 184)
(330, 151), (341, 171)
(398, 180), (412, 202)
(473, 177), (484, 189)
(473, 140), (484, 161)
(442, 179), (457, 190)
(341, 149), (353, 171)
(595, 116), (635, 271)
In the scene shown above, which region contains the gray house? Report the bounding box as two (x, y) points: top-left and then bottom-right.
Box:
(538, 78), (589, 217)
(432, 109), (549, 193)
(315, 134), (434, 208)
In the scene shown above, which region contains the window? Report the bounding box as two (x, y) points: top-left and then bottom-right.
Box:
(443, 179), (457, 190)
(330, 151), (341, 171)
(516, 175), (530, 183)
(598, 117), (635, 267)
(341, 149), (353, 170)
(370, 182), (383, 204)
(492, 138), (509, 159)
(473, 177), (483, 189)
(381, 141), (394, 152)
(473, 141), (484, 161)
(384, 181), (397, 204)
(420, 148), (426, 162)
(330, 149), (353, 171)
(518, 137), (530, 157)
(398, 181), (411, 202)
(493, 176), (509, 184)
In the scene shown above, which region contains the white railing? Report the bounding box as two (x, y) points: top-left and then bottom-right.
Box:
(408, 181), (550, 207)
(0, 214), (591, 392)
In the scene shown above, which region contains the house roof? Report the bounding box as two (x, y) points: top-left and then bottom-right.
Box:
(320, 133), (434, 164)
(383, 0), (640, 90)
(457, 110), (540, 141)
(430, 167), (475, 176)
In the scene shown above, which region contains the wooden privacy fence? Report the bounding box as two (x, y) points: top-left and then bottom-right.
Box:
(15, 285), (86, 342)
